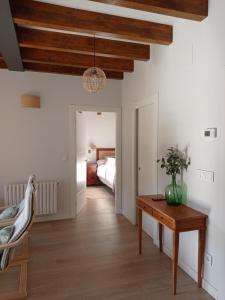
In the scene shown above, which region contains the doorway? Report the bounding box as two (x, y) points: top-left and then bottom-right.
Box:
(69, 105), (122, 218)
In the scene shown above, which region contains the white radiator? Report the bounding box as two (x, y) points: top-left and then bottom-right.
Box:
(4, 181), (58, 216)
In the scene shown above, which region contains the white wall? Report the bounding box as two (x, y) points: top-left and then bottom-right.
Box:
(85, 111), (116, 162)
(0, 70), (121, 220)
(121, 1), (225, 299)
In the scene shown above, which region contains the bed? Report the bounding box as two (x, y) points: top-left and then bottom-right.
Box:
(96, 148), (116, 191)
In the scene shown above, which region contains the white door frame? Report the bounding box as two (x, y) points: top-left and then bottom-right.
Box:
(69, 105), (122, 218)
(130, 94), (159, 225)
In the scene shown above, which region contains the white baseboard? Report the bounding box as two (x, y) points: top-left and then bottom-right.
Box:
(116, 208), (122, 214)
(153, 238), (218, 300)
(35, 213), (72, 223)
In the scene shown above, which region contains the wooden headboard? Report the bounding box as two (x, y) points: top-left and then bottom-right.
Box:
(96, 148), (115, 160)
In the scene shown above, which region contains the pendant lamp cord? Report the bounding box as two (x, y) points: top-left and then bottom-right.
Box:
(93, 35), (96, 68)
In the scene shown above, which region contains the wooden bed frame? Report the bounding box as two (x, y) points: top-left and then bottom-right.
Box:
(96, 148), (115, 161)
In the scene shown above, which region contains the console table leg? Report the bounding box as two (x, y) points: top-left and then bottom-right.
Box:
(159, 223), (163, 252)
(198, 229), (206, 288)
(173, 231), (179, 295)
(138, 208), (142, 255)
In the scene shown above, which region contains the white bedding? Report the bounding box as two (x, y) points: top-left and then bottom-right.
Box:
(97, 157), (116, 190)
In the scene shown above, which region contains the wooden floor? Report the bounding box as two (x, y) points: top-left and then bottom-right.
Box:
(1, 187), (213, 300)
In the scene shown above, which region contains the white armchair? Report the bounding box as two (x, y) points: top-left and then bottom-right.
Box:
(0, 175), (36, 300)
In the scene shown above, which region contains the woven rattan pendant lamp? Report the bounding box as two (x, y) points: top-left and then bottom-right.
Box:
(83, 36), (106, 93)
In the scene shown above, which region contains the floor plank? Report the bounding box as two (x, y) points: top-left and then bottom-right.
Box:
(0, 187), (213, 299)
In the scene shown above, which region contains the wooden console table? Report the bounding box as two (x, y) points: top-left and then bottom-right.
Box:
(137, 195), (207, 295)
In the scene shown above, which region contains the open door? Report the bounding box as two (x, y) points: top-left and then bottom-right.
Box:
(137, 103), (158, 238)
(76, 111), (88, 214)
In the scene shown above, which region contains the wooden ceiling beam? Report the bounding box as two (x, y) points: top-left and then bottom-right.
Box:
(0, 57), (123, 79)
(17, 27), (150, 61)
(10, 0), (173, 45)
(20, 48), (134, 73)
(23, 62), (124, 80)
(90, 0), (208, 21)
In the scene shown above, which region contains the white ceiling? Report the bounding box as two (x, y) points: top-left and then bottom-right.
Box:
(35, 0), (178, 25)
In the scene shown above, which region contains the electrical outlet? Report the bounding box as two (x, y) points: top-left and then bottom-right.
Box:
(205, 253), (213, 267)
(204, 128), (217, 139)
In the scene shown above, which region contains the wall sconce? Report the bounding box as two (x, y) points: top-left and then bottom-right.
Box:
(89, 143), (97, 150)
(88, 143), (96, 154)
(21, 95), (40, 108)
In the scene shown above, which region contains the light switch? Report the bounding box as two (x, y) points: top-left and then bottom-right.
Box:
(62, 155), (68, 161)
(205, 253), (213, 267)
(196, 169), (215, 183)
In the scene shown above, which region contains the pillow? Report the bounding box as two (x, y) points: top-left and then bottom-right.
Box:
(106, 157), (116, 165)
(0, 226), (14, 256)
(0, 206), (18, 220)
(97, 159), (106, 166)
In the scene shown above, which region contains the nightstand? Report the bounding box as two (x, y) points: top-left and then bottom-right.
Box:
(87, 163), (100, 186)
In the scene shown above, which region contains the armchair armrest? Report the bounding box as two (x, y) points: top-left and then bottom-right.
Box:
(0, 231), (29, 251)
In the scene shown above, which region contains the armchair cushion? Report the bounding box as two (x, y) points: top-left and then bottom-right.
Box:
(0, 226), (14, 256)
(0, 206), (18, 220)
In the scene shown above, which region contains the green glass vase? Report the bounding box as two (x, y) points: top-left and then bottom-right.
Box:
(165, 175), (183, 206)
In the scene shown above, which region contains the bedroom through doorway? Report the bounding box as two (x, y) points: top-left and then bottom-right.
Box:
(75, 109), (117, 216)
